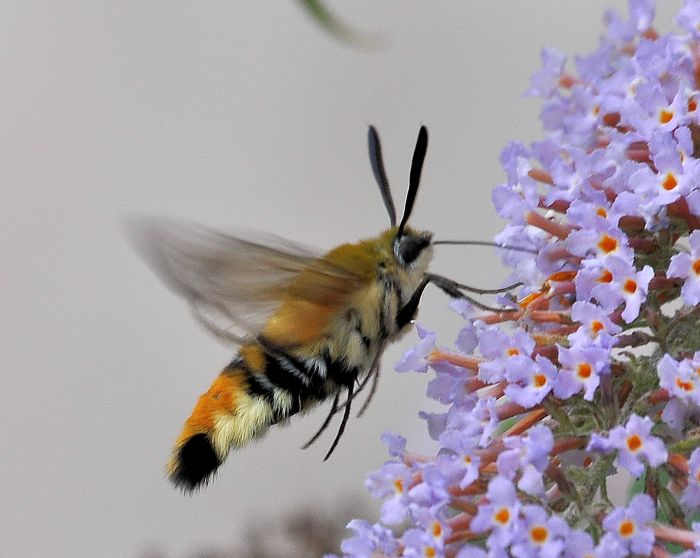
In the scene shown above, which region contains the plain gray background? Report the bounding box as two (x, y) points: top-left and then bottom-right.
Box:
(1, 2), (681, 557)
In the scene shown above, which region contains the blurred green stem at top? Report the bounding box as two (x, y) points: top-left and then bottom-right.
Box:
(297, 0), (379, 46)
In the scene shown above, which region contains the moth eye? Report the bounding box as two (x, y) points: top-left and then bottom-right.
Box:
(396, 235), (431, 265)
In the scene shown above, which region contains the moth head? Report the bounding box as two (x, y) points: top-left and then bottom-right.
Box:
(393, 227), (433, 267)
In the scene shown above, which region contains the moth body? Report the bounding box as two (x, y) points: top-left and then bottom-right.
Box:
(163, 226), (433, 489)
(130, 126), (487, 490)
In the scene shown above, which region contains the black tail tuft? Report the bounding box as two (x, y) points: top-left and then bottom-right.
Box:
(170, 433), (221, 491)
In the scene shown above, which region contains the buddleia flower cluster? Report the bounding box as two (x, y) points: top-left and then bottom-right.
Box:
(332, 1), (700, 556)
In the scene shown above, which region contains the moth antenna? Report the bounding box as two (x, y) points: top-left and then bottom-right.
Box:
(368, 126), (397, 227)
(397, 125), (428, 237)
(323, 382), (354, 461)
(433, 239), (538, 254)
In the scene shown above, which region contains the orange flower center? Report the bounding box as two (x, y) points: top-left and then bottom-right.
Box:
(618, 519), (635, 538)
(662, 172), (678, 191)
(676, 378), (694, 392)
(533, 373), (547, 387)
(394, 479), (404, 494)
(598, 269), (613, 283)
(659, 109), (674, 124)
(596, 207), (608, 218)
(577, 363), (592, 379)
(598, 234), (618, 253)
(432, 522), (442, 538)
(425, 547), (436, 558)
(591, 320), (604, 334)
(530, 525), (549, 544)
(626, 434), (642, 452)
(689, 98), (698, 112)
(623, 279), (638, 294)
(693, 259), (700, 276)
(494, 507), (511, 525)
(507, 348), (520, 357)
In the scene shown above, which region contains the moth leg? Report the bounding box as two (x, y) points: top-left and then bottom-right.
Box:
(323, 382), (354, 461)
(356, 347), (385, 418)
(395, 273), (462, 329)
(301, 391), (340, 450)
(396, 276), (431, 329)
(427, 273), (519, 312)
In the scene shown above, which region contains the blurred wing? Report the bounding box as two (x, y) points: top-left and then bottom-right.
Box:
(128, 218), (363, 345)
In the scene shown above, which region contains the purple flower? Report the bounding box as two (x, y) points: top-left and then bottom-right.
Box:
(510, 505), (570, 558)
(590, 256), (654, 323)
(505, 355), (557, 408)
(454, 317), (486, 355)
(565, 192), (624, 230)
(478, 328), (536, 383)
(602, 493), (656, 555)
(678, 0), (700, 39)
(658, 353), (700, 407)
(338, 519), (398, 557)
(426, 362), (475, 406)
(630, 138), (698, 215)
(626, 80), (688, 137)
(454, 545), (487, 558)
(554, 344), (610, 401)
(365, 461), (413, 524)
(563, 529), (627, 558)
(441, 397), (498, 448)
(470, 476), (521, 551)
(396, 324), (437, 373)
(381, 432), (407, 458)
(437, 430), (481, 489)
(568, 301), (621, 348)
(408, 468), (451, 516)
(565, 218), (634, 264)
(527, 47), (567, 98)
(497, 424), (553, 495)
(682, 447), (700, 509)
(668, 229), (700, 305)
(587, 414), (668, 477)
(401, 527), (445, 558)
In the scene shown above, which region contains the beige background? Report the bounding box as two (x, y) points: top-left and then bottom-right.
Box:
(1, 2), (680, 557)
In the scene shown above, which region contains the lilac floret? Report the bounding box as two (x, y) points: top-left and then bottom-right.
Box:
(568, 300), (621, 348)
(504, 355), (557, 408)
(338, 519), (398, 557)
(470, 476), (521, 551)
(555, 344), (610, 401)
(682, 447), (700, 509)
(395, 324), (437, 373)
(602, 493), (656, 555)
(668, 229), (700, 305)
(590, 256), (653, 323)
(510, 505), (569, 558)
(678, 0), (700, 39)
(365, 461), (413, 524)
(588, 414), (668, 477)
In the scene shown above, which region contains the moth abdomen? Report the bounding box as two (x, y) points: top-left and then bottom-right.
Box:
(167, 341), (342, 490)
